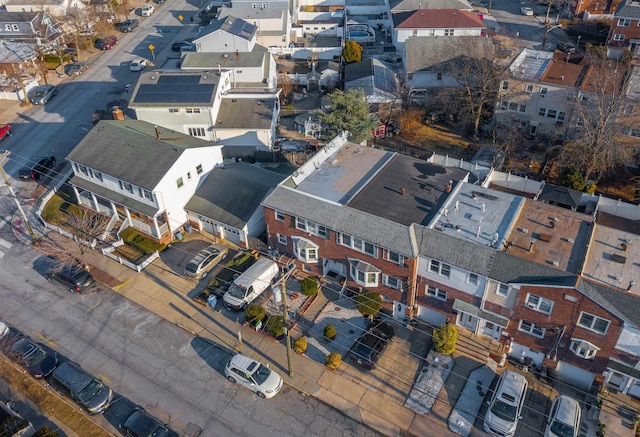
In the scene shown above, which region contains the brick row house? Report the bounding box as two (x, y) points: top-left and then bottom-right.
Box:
(607, 0), (640, 60)
(262, 134), (640, 394)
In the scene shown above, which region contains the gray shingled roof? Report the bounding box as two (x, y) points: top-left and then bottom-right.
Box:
(615, 0), (640, 19)
(263, 186), (419, 257)
(577, 278), (640, 328)
(180, 50), (268, 70)
(540, 184), (582, 209)
(185, 162), (287, 228)
(66, 120), (216, 189)
(404, 36), (473, 74)
(199, 16), (257, 41)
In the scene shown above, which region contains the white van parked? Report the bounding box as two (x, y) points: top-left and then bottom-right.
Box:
(223, 257), (279, 310)
(484, 370), (528, 436)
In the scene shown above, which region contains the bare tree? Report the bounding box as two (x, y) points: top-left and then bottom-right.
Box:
(36, 208), (110, 272)
(278, 74), (293, 103)
(439, 37), (506, 139)
(560, 49), (638, 182)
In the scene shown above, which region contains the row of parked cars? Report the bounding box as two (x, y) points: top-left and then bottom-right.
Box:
(0, 321), (178, 436)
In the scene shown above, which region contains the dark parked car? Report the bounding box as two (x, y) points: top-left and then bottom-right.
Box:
(95, 35), (118, 50)
(64, 61), (88, 76)
(171, 40), (193, 52)
(29, 85), (58, 105)
(46, 264), (95, 293)
(8, 336), (58, 378)
(120, 408), (178, 437)
(118, 19), (139, 32)
(50, 361), (113, 414)
(18, 156), (56, 181)
(557, 42), (576, 53)
(348, 320), (395, 370)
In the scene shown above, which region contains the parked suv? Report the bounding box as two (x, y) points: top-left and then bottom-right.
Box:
(348, 319), (395, 370)
(95, 35), (118, 50)
(18, 156), (56, 181)
(118, 19), (138, 32)
(184, 245), (228, 279)
(544, 395), (581, 437)
(484, 370), (528, 436)
(224, 353), (283, 399)
(50, 361), (113, 414)
(46, 264), (95, 293)
(8, 336), (58, 378)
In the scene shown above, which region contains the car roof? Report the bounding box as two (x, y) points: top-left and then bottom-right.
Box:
(53, 361), (93, 391)
(124, 410), (165, 435)
(496, 371), (527, 405)
(553, 395), (580, 423)
(229, 353), (260, 372)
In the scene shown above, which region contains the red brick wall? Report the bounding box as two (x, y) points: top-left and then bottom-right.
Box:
(265, 207), (415, 305)
(510, 285), (623, 374)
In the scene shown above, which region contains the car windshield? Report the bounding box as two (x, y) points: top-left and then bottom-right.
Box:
(35, 91), (46, 97)
(490, 399), (517, 422)
(77, 379), (104, 403)
(549, 420), (574, 437)
(251, 364), (272, 385)
(24, 348), (47, 366)
(185, 263), (198, 274)
(227, 284), (246, 299)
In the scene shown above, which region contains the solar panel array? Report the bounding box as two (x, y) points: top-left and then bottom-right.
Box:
(227, 18), (256, 39)
(135, 75), (216, 104)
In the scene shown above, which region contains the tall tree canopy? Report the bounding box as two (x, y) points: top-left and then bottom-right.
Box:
(343, 41), (363, 63)
(318, 89), (375, 142)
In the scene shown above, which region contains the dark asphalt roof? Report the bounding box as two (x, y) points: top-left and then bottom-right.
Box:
(539, 183), (582, 209)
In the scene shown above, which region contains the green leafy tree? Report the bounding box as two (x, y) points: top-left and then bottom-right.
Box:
(245, 304), (266, 325)
(562, 167), (586, 191)
(433, 322), (458, 355)
(318, 89), (375, 143)
(355, 291), (383, 317)
(343, 40), (363, 63)
(301, 277), (319, 296)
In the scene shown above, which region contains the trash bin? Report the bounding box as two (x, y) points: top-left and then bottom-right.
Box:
(184, 223), (193, 234)
(175, 231), (183, 241)
(207, 295), (217, 308)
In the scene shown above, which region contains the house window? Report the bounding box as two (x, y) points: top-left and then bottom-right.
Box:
(169, 108), (180, 113)
(518, 104), (527, 113)
(196, 164), (203, 175)
(496, 283), (509, 297)
(539, 107), (547, 117)
(624, 104), (635, 115)
(468, 273), (478, 286)
(429, 260), (451, 278)
(509, 102), (518, 111)
(540, 87), (548, 97)
(444, 29), (454, 36)
(501, 81), (509, 91)
(277, 234), (287, 245)
(94, 171), (103, 182)
(176, 177), (184, 188)
(436, 72), (442, 81)
(187, 171), (192, 180)
(118, 180), (133, 193)
(185, 108), (201, 114)
(295, 217), (329, 238)
(618, 18), (631, 27)
(525, 84), (534, 94)
(275, 210), (285, 222)
(383, 274), (401, 290)
(519, 320), (545, 338)
(386, 250), (403, 265)
(558, 112), (566, 121)
(142, 190), (153, 200)
(578, 312), (610, 334)
(349, 259), (380, 287)
(337, 233), (376, 256)
(525, 293), (554, 314)
(292, 237), (319, 263)
(570, 339), (599, 359)
(547, 109), (558, 119)
(427, 285), (447, 301)
(188, 127), (206, 137)
(614, 33), (625, 41)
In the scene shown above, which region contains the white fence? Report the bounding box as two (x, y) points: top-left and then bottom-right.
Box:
(101, 240), (160, 273)
(483, 169), (543, 195)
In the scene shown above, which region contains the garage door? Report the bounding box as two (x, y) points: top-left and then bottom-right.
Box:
(417, 305), (446, 326)
(555, 361), (594, 391)
(199, 216), (214, 234)
(221, 226), (242, 245)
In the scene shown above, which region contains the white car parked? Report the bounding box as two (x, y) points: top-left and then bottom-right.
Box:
(520, 6), (534, 15)
(224, 354), (283, 399)
(141, 4), (155, 16)
(130, 59), (148, 72)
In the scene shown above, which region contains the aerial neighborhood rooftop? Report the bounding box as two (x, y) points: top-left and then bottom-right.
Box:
(1, 0), (640, 433)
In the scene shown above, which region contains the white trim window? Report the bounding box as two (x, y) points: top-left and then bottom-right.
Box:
(619, 18), (631, 27)
(613, 33), (625, 41)
(467, 273), (478, 286)
(578, 312), (610, 334)
(386, 250), (404, 265)
(275, 210), (285, 222)
(569, 338), (600, 359)
(277, 234), (287, 245)
(295, 217), (328, 238)
(429, 260), (451, 278)
(518, 320), (545, 339)
(426, 285), (447, 301)
(187, 127), (207, 137)
(496, 282), (509, 297)
(525, 293), (554, 315)
(540, 87), (548, 97)
(382, 274), (401, 290)
(349, 258), (380, 287)
(291, 237), (318, 263)
(337, 233), (377, 257)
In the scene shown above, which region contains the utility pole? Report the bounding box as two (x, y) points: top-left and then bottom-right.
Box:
(278, 264), (296, 377)
(0, 159), (37, 245)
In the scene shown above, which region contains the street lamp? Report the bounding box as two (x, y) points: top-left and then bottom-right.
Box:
(542, 23), (563, 49)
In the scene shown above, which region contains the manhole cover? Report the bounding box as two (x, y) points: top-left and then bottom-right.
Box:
(349, 330), (354, 334)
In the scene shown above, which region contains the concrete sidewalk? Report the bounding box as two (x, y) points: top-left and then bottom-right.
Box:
(10, 204), (453, 437)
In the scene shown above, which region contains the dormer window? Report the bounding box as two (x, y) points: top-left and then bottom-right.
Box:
(569, 339), (600, 359)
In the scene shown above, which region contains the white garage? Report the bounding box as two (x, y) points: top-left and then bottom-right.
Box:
(555, 361), (594, 391)
(417, 305), (446, 326)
